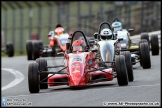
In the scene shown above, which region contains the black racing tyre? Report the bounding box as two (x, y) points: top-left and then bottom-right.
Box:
(140, 42), (151, 69)
(37, 40), (43, 48)
(120, 51), (134, 82)
(138, 39), (148, 66)
(26, 40), (33, 60)
(38, 40), (43, 56)
(33, 41), (40, 60)
(6, 42), (14, 57)
(150, 34), (159, 55)
(28, 63), (40, 93)
(36, 58), (48, 89)
(141, 33), (150, 50)
(141, 33), (149, 43)
(115, 55), (128, 86)
(138, 39), (148, 47)
(138, 39), (148, 52)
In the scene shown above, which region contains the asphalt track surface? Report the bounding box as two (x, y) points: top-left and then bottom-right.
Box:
(1, 51), (161, 107)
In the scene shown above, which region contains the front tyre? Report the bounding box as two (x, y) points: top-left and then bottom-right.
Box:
(6, 42), (14, 57)
(28, 63), (40, 93)
(120, 51), (134, 82)
(141, 33), (150, 50)
(138, 39), (148, 66)
(36, 58), (48, 89)
(140, 42), (151, 69)
(115, 55), (128, 86)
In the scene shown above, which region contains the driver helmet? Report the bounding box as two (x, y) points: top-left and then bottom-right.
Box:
(55, 23), (63, 28)
(72, 39), (86, 52)
(55, 27), (64, 36)
(48, 31), (55, 37)
(111, 21), (122, 33)
(100, 28), (113, 40)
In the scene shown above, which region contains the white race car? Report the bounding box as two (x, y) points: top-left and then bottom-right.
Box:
(92, 21), (134, 82)
(111, 18), (158, 69)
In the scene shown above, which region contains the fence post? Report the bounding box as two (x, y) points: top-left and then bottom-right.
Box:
(57, 2), (61, 23)
(78, 2), (81, 28)
(125, 2), (131, 29)
(100, 2), (104, 23)
(46, 2), (53, 32)
(2, 5), (8, 46)
(15, 2), (24, 54)
(156, 2), (160, 30)
(7, 2), (16, 47)
(88, 2), (92, 34)
(140, 1), (144, 32)
(25, 2), (32, 40)
(35, 2), (42, 40)
(66, 2), (70, 29)
(89, 2), (92, 25)
(19, 9), (24, 53)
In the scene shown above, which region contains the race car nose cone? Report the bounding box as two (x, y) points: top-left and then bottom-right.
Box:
(72, 71), (82, 86)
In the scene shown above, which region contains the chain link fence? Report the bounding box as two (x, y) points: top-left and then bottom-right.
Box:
(1, 1), (161, 54)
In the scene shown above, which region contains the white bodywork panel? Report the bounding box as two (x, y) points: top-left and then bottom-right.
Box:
(97, 40), (117, 66)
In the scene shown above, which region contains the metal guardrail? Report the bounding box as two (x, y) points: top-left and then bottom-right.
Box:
(130, 30), (161, 47)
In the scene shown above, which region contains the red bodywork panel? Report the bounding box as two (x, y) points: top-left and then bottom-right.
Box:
(49, 34), (69, 51)
(49, 39), (54, 47)
(49, 38), (66, 51)
(48, 51), (113, 87)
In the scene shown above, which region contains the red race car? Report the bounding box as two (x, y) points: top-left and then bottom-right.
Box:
(28, 30), (129, 93)
(26, 25), (70, 60)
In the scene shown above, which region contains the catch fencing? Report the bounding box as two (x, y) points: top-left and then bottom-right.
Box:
(1, 1), (161, 53)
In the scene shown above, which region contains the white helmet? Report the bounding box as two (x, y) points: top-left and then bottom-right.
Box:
(100, 28), (113, 40)
(48, 31), (55, 37)
(111, 22), (122, 33)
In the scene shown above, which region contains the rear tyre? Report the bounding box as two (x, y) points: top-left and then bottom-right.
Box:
(141, 33), (149, 43)
(150, 34), (159, 55)
(140, 43), (151, 69)
(141, 33), (150, 50)
(6, 42), (14, 57)
(36, 58), (48, 89)
(26, 40), (33, 60)
(38, 40), (43, 47)
(120, 51), (134, 81)
(33, 41), (40, 60)
(115, 55), (128, 86)
(28, 63), (40, 93)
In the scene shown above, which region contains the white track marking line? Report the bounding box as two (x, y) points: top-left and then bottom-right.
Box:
(1, 68), (25, 91)
(2, 83), (160, 98)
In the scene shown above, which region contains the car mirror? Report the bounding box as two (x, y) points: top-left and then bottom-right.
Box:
(68, 37), (72, 40)
(91, 49), (98, 52)
(118, 38), (123, 41)
(94, 32), (98, 39)
(114, 33), (117, 37)
(57, 52), (64, 55)
(128, 28), (134, 32)
(48, 31), (55, 36)
(66, 43), (70, 50)
(89, 40), (95, 46)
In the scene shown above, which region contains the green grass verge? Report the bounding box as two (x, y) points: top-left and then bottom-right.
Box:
(1, 51), (27, 57)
